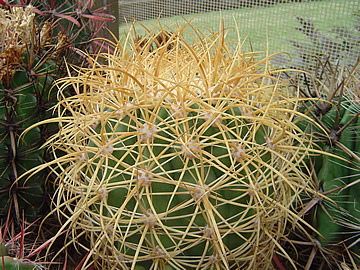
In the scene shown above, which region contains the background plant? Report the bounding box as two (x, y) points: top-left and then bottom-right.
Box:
(0, 206), (58, 270)
(0, 0), (114, 223)
(287, 13), (360, 71)
(0, 1), (115, 268)
(277, 55), (360, 269)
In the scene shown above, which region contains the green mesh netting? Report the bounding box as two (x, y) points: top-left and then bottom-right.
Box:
(118, 0), (360, 70)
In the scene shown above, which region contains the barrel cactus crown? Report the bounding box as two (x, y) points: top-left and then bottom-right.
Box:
(40, 22), (320, 269)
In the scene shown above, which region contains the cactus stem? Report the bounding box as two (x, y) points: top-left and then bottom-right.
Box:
(9, 128), (21, 223)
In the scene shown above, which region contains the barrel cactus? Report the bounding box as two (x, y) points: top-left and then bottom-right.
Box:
(292, 55), (360, 267)
(0, 207), (54, 270)
(0, 3), (48, 223)
(31, 22), (325, 269)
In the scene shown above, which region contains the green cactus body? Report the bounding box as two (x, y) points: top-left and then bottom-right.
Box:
(286, 49), (360, 267)
(0, 243), (44, 270)
(0, 243), (7, 257)
(303, 102), (360, 246)
(0, 1), (112, 223)
(41, 23), (319, 269)
(0, 5), (53, 221)
(0, 256), (43, 270)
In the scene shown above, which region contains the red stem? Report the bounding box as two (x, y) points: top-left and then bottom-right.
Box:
(272, 254), (287, 270)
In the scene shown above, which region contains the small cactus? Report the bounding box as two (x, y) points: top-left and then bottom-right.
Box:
(0, 257), (44, 270)
(0, 208), (51, 270)
(0, 1), (114, 223)
(284, 55), (360, 268)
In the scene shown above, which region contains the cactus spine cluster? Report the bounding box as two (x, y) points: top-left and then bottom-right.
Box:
(28, 22), (325, 269)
